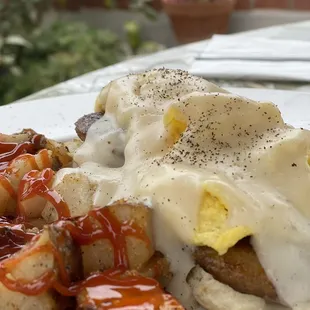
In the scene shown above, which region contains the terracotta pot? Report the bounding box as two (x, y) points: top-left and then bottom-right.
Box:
(162, 0), (236, 44)
(56, 0), (162, 10)
(117, 0), (162, 10)
(53, 0), (81, 10)
(79, 0), (107, 8)
(117, 0), (130, 9)
(151, 0), (163, 10)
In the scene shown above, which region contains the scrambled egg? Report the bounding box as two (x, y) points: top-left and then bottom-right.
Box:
(195, 187), (251, 255)
(164, 103), (251, 255)
(163, 105), (188, 145)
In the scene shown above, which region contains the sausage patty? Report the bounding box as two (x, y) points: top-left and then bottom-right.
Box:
(75, 112), (103, 141)
(194, 237), (279, 303)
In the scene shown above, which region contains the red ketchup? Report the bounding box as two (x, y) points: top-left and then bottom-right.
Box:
(17, 168), (70, 221)
(0, 217), (36, 261)
(0, 134), (43, 172)
(0, 135), (183, 309)
(0, 136), (46, 261)
(55, 269), (184, 309)
(0, 134), (47, 205)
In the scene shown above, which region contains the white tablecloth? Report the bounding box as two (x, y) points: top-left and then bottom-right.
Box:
(21, 20), (310, 102)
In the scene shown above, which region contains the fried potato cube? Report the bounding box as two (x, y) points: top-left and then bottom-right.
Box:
(0, 223), (81, 310)
(63, 138), (83, 156)
(0, 177), (15, 216)
(47, 223), (82, 282)
(81, 202), (154, 276)
(42, 173), (96, 223)
(7, 149), (53, 190)
(76, 271), (184, 310)
(0, 130), (36, 144)
(138, 251), (171, 281)
(0, 283), (58, 310)
(18, 172), (54, 220)
(0, 224), (38, 260)
(2, 222), (81, 289)
(45, 139), (73, 169)
(20, 194), (50, 219)
(0, 150), (53, 216)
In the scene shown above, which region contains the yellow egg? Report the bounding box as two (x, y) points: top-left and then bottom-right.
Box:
(163, 105), (251, 255)
(194, 187), (252, 255)
(163, 105), (187, 145)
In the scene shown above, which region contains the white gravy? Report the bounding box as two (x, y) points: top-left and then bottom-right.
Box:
(56, 69), (310, 310)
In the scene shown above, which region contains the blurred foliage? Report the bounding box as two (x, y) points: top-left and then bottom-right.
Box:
(129, 0), (158, 20)
(0, 0), (164, 105)
(104, 0), (158, 19)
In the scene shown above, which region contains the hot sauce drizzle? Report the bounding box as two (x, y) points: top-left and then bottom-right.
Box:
(0, 134), (44, 172)
(17, 168), (70, 221)
(0, 175), (16, 199)
(54, 269), (183, 309)
(0, 206), (181, 309)
(57, 207), (150, 268)
(0, 238), (56, 296)
(0, 217), (36, 261)
(0, 135), (48, 204)
(0, 135), (183, 309)
(0, 137), (49, 262)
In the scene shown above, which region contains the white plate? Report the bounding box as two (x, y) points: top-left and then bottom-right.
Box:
(1, 88), (310, 140)
(0, 87), (306, 310)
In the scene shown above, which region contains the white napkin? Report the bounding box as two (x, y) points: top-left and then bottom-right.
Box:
(189, 35), (310, 81)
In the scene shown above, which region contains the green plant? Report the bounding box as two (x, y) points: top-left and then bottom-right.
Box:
(0, 0), (164, 105)
(2, 22), (125, 104)
(129, 0), (158, 20)
(103, 0), (158, 19)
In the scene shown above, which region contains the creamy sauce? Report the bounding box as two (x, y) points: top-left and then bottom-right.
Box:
(53, 69), (310, 310)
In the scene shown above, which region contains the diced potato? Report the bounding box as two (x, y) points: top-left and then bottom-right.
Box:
(0, 225), (38, 261)
(47, 223), (82, 282)
(0, 150), (53, 216)
(0, 176), (15, 215)
(4, 222), (81, 286)
(45, 139), (73, 169)
(82, 202), (154, 276)
(63, 138), (83, 157)
(76, 270), (184, 310)
(138, 251), (172, 286)
(7, 149), (53, 190)
(20, 195), (49, 219)
(0, 230), (55, 310)
(0, 222), (81, 310)
(35, 150), (54, 172)
(42, 173), (96, 223)
(109, 201), (154, 267)
(9, 230), (52, 282)
(28, 218), (47, 230)
(18, 171), (54, 220)
(1, 130), (72, 170)
(81, 239), (114, 276)
(0, 283), (58, 310)
(0, 131), (34, 144)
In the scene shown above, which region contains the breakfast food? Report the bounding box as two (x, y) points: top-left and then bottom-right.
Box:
(0, 128), (182, 309)
(75, 112), (103, 141)
(1, 68), (310, 310)
(193, 239), (278, 302)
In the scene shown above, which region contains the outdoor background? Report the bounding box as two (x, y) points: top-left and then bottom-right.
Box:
(1, 0), (310, 105)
